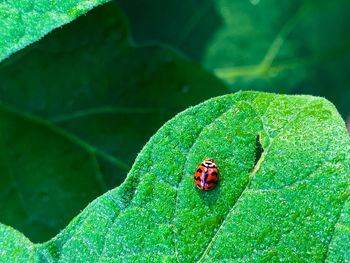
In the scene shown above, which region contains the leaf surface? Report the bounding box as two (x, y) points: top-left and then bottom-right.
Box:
(1, 91), (349, 262)
(0, 0), (109, 62)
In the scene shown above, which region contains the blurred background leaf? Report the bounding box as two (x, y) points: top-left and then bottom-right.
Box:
(0, 2), (228, 242)
(0, 104), (107, 244)
(116, 0), (350, 118)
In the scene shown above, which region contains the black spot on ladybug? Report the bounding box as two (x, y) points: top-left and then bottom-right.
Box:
(197, 168), (202, 173)
(206, 179), (217, 185)
(211, 171), (218, 176)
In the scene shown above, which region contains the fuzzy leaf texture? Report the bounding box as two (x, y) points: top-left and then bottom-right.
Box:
(0, 0), (110, 62)
(1, 91), (350, 262)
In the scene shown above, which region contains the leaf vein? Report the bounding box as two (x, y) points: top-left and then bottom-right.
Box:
(173, 103), (240, 262)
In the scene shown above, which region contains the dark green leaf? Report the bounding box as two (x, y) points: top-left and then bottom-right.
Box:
(0, 103), (107, 243)
(1, 91), (349, 262)
(116, 0), (350, 118)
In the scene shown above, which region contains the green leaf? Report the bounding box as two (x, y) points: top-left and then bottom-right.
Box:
(1, 91), (349, 262)
(0, 103), (107, 243)
(0, 2), (228, 242)
(0, 223), (35, 262)
(116, 0), (350, 118)
(0, 0), (109, 62)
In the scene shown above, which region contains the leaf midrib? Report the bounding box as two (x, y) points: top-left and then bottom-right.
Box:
(173, 96), (274, 262)
(173, 102), (243, 263)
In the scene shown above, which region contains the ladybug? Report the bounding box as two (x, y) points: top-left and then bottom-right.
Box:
(194, 158), (219, 191)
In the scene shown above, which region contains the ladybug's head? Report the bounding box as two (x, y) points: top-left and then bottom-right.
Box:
(205, 158), (215, 162)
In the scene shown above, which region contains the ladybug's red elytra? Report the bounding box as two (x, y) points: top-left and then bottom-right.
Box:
(194, 158), (219, 191)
